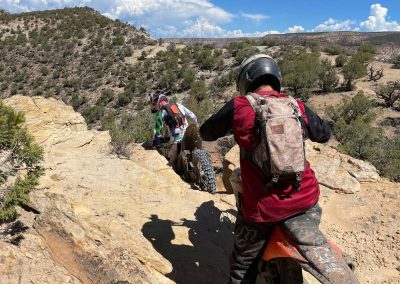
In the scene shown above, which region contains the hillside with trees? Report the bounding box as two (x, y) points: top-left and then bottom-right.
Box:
(0, 7), (399, 181)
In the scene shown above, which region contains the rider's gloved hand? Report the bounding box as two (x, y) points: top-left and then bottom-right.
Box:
(161, 136), (170, 143)
(152, 136), (162, 148)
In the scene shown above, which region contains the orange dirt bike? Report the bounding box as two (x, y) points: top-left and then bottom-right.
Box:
(144, 124), (216, 193)
(229, 170), (359, 284)
(255, 216), (359, 284)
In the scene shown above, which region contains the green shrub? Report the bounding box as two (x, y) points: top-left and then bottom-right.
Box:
(136, 98), (146, 111)
(342, 57), (367, 91)
(159, 70), (177, 91)
(40, 66), (49, 76)
(102, 110), (153, 155)
(82, 105), (104, 124)
(0, 82), (8, 91)
(358, 43), (376, 55)
(324, 45), (345, 55)
(317, 58), (339, 93)
(96, 89), (115, 106)
(183, 97), (214, 123)
(52, 70), (61, 79)
(70, 93), (87, 110)
(327, 91), (375, 124)
(308, 42), (321, 54)
(82, 76), (95, 90)
(335, 54), (348, 67)
(375, 137), (400, 182)
(0, 101), (43, 223)
(374, 81), (400, 108)
(190, 80), (208, 102)
(210, 70), (236, 94)
(280, 51), (320, 100)
(391, 54), (400, 69)
(138, 50), (147, 60)
(352, 51), (374, 64)
(234, 46), (260, 64)
(181, 68), (196, 90)
(135, 77), (147, 95)
(333, 116), (383, 161)
(112, 35), (125, 46)
(227, 40), (260, 64)
(195, 48), (219, 71)
(325, 92), (399, 181)
(117, 93), (131, 107)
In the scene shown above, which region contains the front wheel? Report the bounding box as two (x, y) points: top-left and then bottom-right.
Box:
(192, 149), (216, 193)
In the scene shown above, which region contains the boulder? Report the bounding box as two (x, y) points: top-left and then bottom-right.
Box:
(222, 145), (240, 194)
(223, 141), (380, 194)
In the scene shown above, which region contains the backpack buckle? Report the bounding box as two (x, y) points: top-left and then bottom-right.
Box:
(293, 172), (302, 190)
(264, 175), (279, 191)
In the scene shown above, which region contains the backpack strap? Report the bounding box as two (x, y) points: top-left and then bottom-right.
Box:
(245, 93), (266, 127)
(245, 93), (264, 113)
(245, 93), (257, 111)
(286, 96), (308, 139)
(287, 96), (301, 117)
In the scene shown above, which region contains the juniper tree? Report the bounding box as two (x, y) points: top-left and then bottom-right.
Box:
(374, 81), (400, 108)
(0, 101), (43, 223)
(317, 58), (339, 93)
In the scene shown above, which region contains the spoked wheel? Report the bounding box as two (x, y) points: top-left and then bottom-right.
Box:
(191, 149), (216, 193)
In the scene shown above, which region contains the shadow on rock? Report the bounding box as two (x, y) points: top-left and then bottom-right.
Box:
(0, 220), (28, 245)
(142, 201), (236, 284)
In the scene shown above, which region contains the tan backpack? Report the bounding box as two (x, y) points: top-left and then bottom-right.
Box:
(243, 93), (306, 189)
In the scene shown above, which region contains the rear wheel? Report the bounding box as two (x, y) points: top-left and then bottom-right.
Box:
(192, 149), (216, 193)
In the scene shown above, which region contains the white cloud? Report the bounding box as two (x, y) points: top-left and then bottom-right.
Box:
(108, 0), (233, 25)
(310, 18), (354, 32)
(360, 3), (400, 31)
(1, 0), (235, 36)
(286, 25), (304, 33)
(154, 25), (179, 38)
(223, 29), (280, 38)
(1, 0), (90, 12)
(240, 12), (269, 24)
(1, 0), (233, 24)
(181, 17), (225, 37)
(169, 17), (279, 38)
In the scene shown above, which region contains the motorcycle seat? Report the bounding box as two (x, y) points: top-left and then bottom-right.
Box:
(283, 212), (327, 246)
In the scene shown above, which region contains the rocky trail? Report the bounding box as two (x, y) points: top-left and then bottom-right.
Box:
(0, 96), (399, 283)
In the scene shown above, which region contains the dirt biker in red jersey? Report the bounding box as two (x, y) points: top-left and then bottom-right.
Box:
(199, 54), (332, 283)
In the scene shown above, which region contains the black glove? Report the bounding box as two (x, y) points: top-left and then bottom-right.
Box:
(152, 136), (162, 148)
(161, 136), (170, 143)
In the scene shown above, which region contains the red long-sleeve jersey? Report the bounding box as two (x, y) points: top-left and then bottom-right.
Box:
(200, 91), (331, 223)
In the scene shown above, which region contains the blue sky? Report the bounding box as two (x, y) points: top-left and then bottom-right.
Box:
(1, 1), (400, 38)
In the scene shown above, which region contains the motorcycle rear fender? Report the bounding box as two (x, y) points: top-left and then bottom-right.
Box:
(262, 226), (307, 263)
(262, 227), (346, 262)
(262, 226), (359, 283)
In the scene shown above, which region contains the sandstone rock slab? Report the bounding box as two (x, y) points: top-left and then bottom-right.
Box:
(4, 96), (236, 284)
